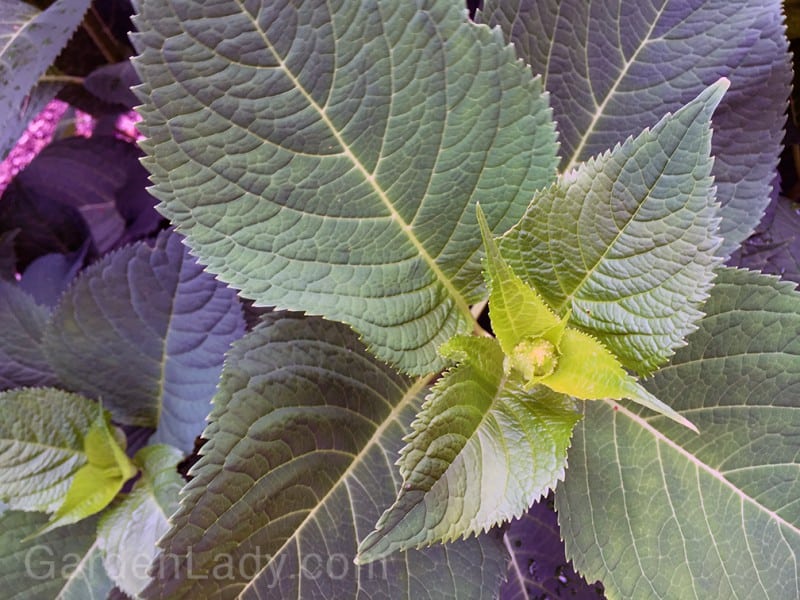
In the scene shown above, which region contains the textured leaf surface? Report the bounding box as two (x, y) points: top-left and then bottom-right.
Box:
(142, 313), (506, 599)
(0, 388), (95, 512)
(500, 81), (725, 375)
(0, 281), (58, 389)
(500, 494), (604, 600)
(478, 206), (694, 429)
(480, 0), (790, 255)
(35, 407), (138, 537)
(98, 444), (182, 598)
(0, 511), (112, 600)
(0, 0), (92, 158)
(557, 268), (800, 599)
(131, 0), (558, 374)
(43, 229), (244, 453)
(357, 334), (580, 563)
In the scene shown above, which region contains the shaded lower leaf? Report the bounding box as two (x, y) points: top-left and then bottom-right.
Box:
(357, 335), (580, 563)
(730, 195), (800, 284)
(0, 281), (58, 389)
(19, 242), (89, 309)
(0, 174), (90, 271)
(141, 313), (507, 599)
(43, 229), (244, 453)
(0, 388), (95, 512)
(557, 268), (800, 599)
(500, 494), (604, 600)
(98, 444), (183, 597)
(0, 511), (112, 600)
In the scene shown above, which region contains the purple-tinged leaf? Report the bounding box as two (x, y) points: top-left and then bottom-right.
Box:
(0, 280), (58, 390)
(1, 137), (147, 253)
(85, 61), (141, 109)
(43, 229), (245, 454)
(500, 494), (605, 600)
(729, 195), (800, 284)
(0, 175), (90, 271)
(19, 240), (89, 308)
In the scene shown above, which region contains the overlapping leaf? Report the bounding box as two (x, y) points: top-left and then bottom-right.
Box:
(0, 388), (95, 512)
(480, 0), (790, 255)
(97, 444), (183, 598)
(557, 268), (800, 599)
(34, 405), (138, 538)
(2, 137), (151, 254)
(731, 195), (800, 284)
(0, 511), (112, 599)
(0, 281), (58, 389)
(142, 313), (507, 599)
(357, 335), (580, 563)
(131, 0), (559, 374)
(43, 229), (244, 453)
(500, 81), (726, 375)
(0, 0), (92, 158)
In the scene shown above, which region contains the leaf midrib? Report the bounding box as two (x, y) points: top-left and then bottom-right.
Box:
(611, 399), (799, 536)
(236, 0), (475, 326)
(562, 1), (668, 172)
(239, 374), (432, 596)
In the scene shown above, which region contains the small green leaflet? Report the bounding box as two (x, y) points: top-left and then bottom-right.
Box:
(29, 405), (138, 538)
(477, 205), (696, 431)
(357, 328), (580, 563)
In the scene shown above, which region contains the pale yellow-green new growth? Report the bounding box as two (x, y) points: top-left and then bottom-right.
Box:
(26, 404), (139, 539)
(476, 205), (697, 432)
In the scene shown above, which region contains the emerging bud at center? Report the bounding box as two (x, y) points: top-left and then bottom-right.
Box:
(510, 337), (559, 381)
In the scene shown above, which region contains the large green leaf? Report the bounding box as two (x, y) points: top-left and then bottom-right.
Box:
(131, 0), (559, 374)
(97, 444), (183, 598)
(0, 281), (58, 389)
(556, 268), (800, 599)
(500, 81), (725, 375)
(0, 0), (92, 159)
(0, 388), (96, 513)
(0, 511), (112, 600)
(141, 313), (506, 599)
(479, 0), (790, 255)
(357, 334), (580, 564)
(43, 229), (244, 453)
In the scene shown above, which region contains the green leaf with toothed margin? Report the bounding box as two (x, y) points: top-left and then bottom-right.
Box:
(479, 0), (790, 256)
(130, 0), (559, 375)
(140, 313), (507, 599)
(477, 205), (697, 431)
(499, 80), (727, 376)
(557, 268), (800, 600)
(356, 334), (580, 564)
(32, 404), (138, 538)
(0, 388), (95, 513)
